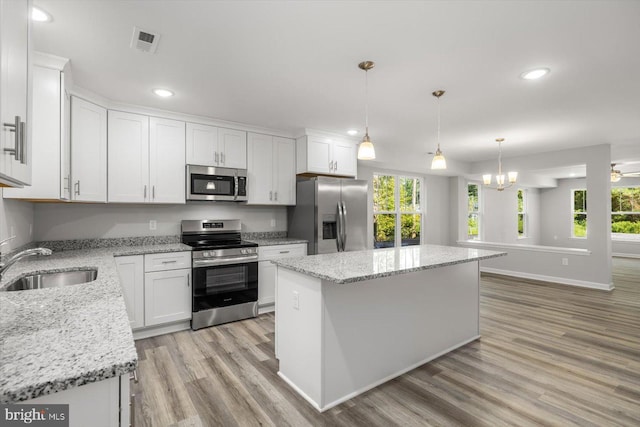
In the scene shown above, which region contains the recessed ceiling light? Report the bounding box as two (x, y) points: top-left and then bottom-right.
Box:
(347, 130), (358, 136)
(520, 68), (550, 80)
(153, 88), (174, 98)
(32, 6), (52, 22)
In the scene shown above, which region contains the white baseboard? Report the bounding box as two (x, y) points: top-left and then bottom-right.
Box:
(279, 335), (481, 413)
(132, 320), (191, 340)
(481, 267), (614, 291)
(258, 304), (275, 315)
(613, 252), (640, 259)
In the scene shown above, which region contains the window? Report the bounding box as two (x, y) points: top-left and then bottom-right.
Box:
(517, 189), (526, 237)
(373, 174), (422, 248)
(467, 183), (480, 240)
(611, 187), (640, 236)
(572, 189), (587, 237)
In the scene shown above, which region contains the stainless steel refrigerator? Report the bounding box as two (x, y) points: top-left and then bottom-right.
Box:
(288, 177), (368, 255)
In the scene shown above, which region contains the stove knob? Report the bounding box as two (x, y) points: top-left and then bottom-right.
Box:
(241, 249), (247, 254)
(203, 251), (210, 257)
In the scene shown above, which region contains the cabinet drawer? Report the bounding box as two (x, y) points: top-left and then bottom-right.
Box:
(258, 244), (306, 261)
(144, 251), (191, 272)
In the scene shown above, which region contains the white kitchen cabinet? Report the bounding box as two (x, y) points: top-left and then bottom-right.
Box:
(115, 255), (145, 330)
(149, 117), (186, 203)
(144, 268), (192, 326)
(186, 122), (246, 168)
(296, 134), (357, 177)
(70, 96), (107, 202)
(108, 111), (149, 203)
(0, 0), (31, 187)
(108, 113), (185, 204)
(258, 243), (307, 308)
(4, 59), (71, 200)
(29, 375), (129, 427)
(247, 133), (296, 205)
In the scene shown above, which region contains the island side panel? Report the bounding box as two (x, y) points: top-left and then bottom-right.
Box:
(321, 261), (480, 410)
(275, 266), (324, 409)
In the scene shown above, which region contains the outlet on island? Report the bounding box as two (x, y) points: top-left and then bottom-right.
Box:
(149, 220), (157, 231)
(562, 258), (569, 266)
(293, 291), (299, 310)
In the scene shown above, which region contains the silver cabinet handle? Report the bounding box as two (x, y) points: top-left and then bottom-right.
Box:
(18, 121), (26, 164)
(279, 250), (290, 254)
(3, 116), (20, 161)
(329, 160), (333, 170)
(74, 180), (80, 196)
(334, 161), (338, 171)
(336, 202), (343, 252)
(221, 152), (225, 164)
(269, 190), (273, 201)
(161, 260), (177, 264)
(187, 273), (190, 288)
(274, 191), (278, 201)
(152, 185), (155, 200)
(144, 185), (147, 199)
(63, 175), (70, 191)
(341, 201), (347, 251)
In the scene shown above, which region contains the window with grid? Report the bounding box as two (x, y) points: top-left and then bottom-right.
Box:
(468, 183), (480, 240)
(373, 174), (423, 248)
(611, 187), (640, 236)
(572, 189), (587, 238)
(517, 189), (526, 238)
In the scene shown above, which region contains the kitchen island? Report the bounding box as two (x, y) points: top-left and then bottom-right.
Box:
(272, 244), (506, 412)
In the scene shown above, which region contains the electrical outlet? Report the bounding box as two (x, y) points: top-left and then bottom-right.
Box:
(270, 219), (276, 228)
(293, 291), (299, 310)
(562, 258), (569, 266)
(149, 220), (157, 231)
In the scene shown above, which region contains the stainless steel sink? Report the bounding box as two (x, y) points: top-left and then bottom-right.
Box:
(5, 269), (98, 291)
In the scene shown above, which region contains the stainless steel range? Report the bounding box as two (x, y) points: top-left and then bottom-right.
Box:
(181, 219), (258, 330)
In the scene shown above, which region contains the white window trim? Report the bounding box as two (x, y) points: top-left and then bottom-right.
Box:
(373, 173), (425, 248)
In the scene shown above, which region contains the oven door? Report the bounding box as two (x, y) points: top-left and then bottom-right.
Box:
(192, 261), (258, 311)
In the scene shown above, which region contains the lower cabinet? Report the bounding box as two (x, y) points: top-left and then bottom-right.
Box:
(258, 244), (307, 309)
(115, 251), (192, 336)
(28, 374), (130, 427)
(144, 268), (191, 326)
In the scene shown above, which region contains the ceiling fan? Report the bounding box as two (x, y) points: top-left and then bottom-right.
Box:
(611, 163), (640, 182)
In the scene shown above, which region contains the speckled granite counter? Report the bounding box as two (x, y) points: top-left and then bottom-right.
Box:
(0, 242), (191, 403)
(246, 237), (308, 246)
(272, 244), (506, 284)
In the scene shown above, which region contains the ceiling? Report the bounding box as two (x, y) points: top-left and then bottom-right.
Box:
(32, 0), (640, 166)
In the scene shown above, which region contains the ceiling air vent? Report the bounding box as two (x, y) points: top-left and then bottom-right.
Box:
(131, 26), (160, 53)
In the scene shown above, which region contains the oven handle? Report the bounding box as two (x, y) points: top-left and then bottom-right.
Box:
(193, 255), (259, 267)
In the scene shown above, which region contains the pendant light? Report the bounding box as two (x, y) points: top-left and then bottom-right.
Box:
(357, 61), (376, 160)
(482, 138), (518, 191)
(431, 90), (447, 170)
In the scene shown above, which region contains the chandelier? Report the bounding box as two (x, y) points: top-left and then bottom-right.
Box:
(482, 138), (517, 191)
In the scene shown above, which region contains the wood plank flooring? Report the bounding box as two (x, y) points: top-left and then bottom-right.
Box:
(133, 257), (640, 426)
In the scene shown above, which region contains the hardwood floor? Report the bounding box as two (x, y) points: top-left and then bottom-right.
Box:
(133, 257), (640, 426)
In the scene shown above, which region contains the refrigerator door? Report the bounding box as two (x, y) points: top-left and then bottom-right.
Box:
(316, 177), (342, 254)
(340, 179), (368, 252)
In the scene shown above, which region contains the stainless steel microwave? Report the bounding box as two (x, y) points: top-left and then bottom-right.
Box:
(186, 165), (248, 201)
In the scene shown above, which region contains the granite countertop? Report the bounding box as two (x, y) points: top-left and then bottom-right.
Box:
(0, 242), (191, 403)
(272, 244), (507, 284)
(247, 237), (308, 246)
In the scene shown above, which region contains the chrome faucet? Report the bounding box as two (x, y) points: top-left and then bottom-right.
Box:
(0, 248), (53, 280)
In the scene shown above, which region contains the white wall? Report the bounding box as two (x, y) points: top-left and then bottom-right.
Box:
(358, 166), (451, 249)
(0, 190), (35, 253)
(482, 186), (541, 245)
(33, 202), (286, 241)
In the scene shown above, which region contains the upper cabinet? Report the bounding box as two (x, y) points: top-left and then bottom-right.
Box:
(186, 123), (246, 169)
(4, 60), (71, 200)
(0, 0), (31, 187)
(109, 112), (185, 204)
(296, 135), (357, 177)
(71, 96), (107, 202)
(247, 133), (296, 205)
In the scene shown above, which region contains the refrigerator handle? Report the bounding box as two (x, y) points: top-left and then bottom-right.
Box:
(336, 202), (343, 252)
(341, 201), (347, 251)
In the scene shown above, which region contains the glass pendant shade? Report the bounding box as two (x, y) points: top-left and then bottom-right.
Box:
(431, 148), (447, 170)
(496, 175), (505, 186)
(482, 174), (492, 185)
(611, 172), (621, 183)
(358, 135), (376, 160)
(508, 171), (518, 183)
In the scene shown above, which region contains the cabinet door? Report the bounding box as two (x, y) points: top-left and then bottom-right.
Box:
(70, 97), (107, 202)
(247, 133), (274, 204)
(306, 136), (332, 174)
(332, 139), (357, 177)
(218, 128), (247, 169)
(0, 0), (31, 186)
(60, 74), (71, 200)
(115, 255), (144, 330)
(186, 122), (217, 166)
(258, 261), (276, 307)
(108, 111), (149, 203)
(273, 136), (296, 205)
(144, 269), (192, 326)
(149, 117), (185, 204)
